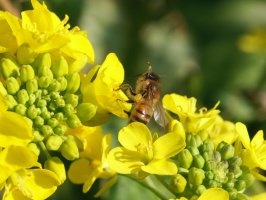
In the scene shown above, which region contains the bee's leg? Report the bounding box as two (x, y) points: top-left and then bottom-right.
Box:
(124, 110), (131, 117)
(118, 84), (136, 99)
(116, 99), (135, 104)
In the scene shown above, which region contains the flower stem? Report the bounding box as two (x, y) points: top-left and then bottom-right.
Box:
(120, 174), (168, 200)
(38, 141), (51, 159)
(155, 175), (177, 196)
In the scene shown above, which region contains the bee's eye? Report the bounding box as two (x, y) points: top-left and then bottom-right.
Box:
(146, 72), (159, 81)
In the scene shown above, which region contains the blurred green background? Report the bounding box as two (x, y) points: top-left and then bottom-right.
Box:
(2, 0), (266, 199)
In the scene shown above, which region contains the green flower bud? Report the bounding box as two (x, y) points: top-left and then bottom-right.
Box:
(216, 141), (226, 152)
(54, 112), (64, 121)
(38, 76), (52, 88)
(64, 93), (79, 108)
(229, 156), (242, 166)
(193, 154), (205, 169)
(33, 130), (44, 142)
(16, 44), (35, 64)
(207, 180), (218, 188)
(6, 94), (17, 110)
(76, 103), (97, 123)
(48, 118), (59, 128)
(235, 180), (246, 191)
(220, 144), (235, 160)
(188, 168), (205, 186)
(45, 135), (63, 151)
(60, 136), (79, 160)
(33, 53), (51, 69)
(57, 77), (67, 91)
(27, 142), (40, 156)
(38, 66), (53, 79)
(15, 104), (27, 115)
(0, 57), (19, 79)
(41, 110), (52, 120)
(194, 135), (203, 147)
(233, 166), (243, 178)
(36, 99), (47, 108)
(54, 124), (67, 135)
(20, 65), (35, 82)
(170, 174), (187, 193)
(212, 151), (221, 162)
(177, 149), (193, 169)
(26, 79), (38, 94)
(66, 72), (80, 93)
(188, 146), (199, 156)
(240, 173), (254, 188)
(55, 97), (65, 108)
(6, 77), (20, 95)
(44, 157), (66, 183)
(48, 79), (61, 92)
(51, 56), (68, 78)
(67, 114), (82, 128)
(40, 125), (54, 136)
(195, 185), (206, 196)
(223, 181), (234, 189)
(205, 171), (214, 180)
(17, 89), (29, 105)
(27, 105), (38, 119)
(34, 116), (44, 126)
(200, 140), (214, 154)
(63, 104), (74, 116)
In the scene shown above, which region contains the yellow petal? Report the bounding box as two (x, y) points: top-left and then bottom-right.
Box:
(107, 147), (143, 174)
(3, 189), (30, 200)
(0, 111), (32, 147)
(153, 130), (185, 160)
(83, 171), (99, 193)
(20, 169), (60, 199)
(162, 94), (197, 115)
(251, 192), (266, 200)
(198, 188), (229, 200)
(118, 122), (152, 152)
(236, 122), (251, 150)
(251, 130), (264, 149)
(68, 158), (96, 184)
(94, 175), (117, 198)
(141, 159), (177, 175)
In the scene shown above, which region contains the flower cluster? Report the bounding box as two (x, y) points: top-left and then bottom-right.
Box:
(0, 1), (266, 200)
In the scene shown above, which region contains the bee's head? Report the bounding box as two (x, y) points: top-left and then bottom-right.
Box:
(145, 65), (160, 82)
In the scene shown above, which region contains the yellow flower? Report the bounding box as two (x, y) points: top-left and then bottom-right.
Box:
(81, 53), (131, 125)
(197, 188), (229, 200)
(236, 122), (266, 170)
(0, 94), (32, 147)
(202, 116), (238, 147)
(0, 0), (94, 71)
(68, 126), (116, 196)
(0, 146), (60, 200)
(107, 122), (186, 176)
(163, 93), (220, 134)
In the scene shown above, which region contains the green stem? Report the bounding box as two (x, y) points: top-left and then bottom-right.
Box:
(155, 175), (177, 196)
(120, 174), (168, 200)
(38, 141), (51, 159)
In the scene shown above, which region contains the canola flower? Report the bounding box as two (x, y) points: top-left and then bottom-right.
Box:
(0, 0), (266, 200)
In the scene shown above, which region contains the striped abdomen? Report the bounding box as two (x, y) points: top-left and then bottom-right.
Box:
(129, 99), (153, 124)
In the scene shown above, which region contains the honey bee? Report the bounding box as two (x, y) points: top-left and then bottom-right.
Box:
(121, 65), (169, 127)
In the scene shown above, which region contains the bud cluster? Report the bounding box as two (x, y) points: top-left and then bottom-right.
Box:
(0, 50), (84, 160)
(171, 134), (254, 200)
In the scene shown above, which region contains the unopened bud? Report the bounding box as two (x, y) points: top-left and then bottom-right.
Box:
(27, 142), (40, 156)
(16, 44), (35, 64)
(57, 77), (67, 91)
(235, 180), (246, 191)
(27, 105), (38, 119)
(54, 124), (67, 135)
(26, 79), (38, 94)
(38, 66), (53, 79)
(188, 168), (205, 186)
(0, 58), (19, 79)
(6, 77), (20, 95)
(6, 95), (17, 110)
(170, 174), (187, 193)
(63, 104), (74, 116)
(48, 79), (61, 92)
(66, 72), (80, 93)
(17, 89), (29, 105)
(60, 136), (79, 160)
(235, 193), (249, 200)
(33, 130), (44, 142)
(38, 76), (52, 88)
(44, 157), (66, 183)
(177, 149), (193, 169)
(193, 154), (205, 169)
(220, 144), (235, 160)
(34, 116), (44, 126)
(64, 93), (79, 108)
(20, 65), (35, 82)
(195, 185), (206, 196)
(240, 173), (254, 188)
(67, 114), (82, 128)
(40, 125), (54, 136)
(33, 53), (51, 69)
(48, 118), (59, 128)
(15, 104), (27, 115)
(51, 56), (68, 78)
(45, 135), (63, 151)
(76, 103), (97, 123)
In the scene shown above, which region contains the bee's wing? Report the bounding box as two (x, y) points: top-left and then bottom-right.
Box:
(153, 101), (169, 127)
